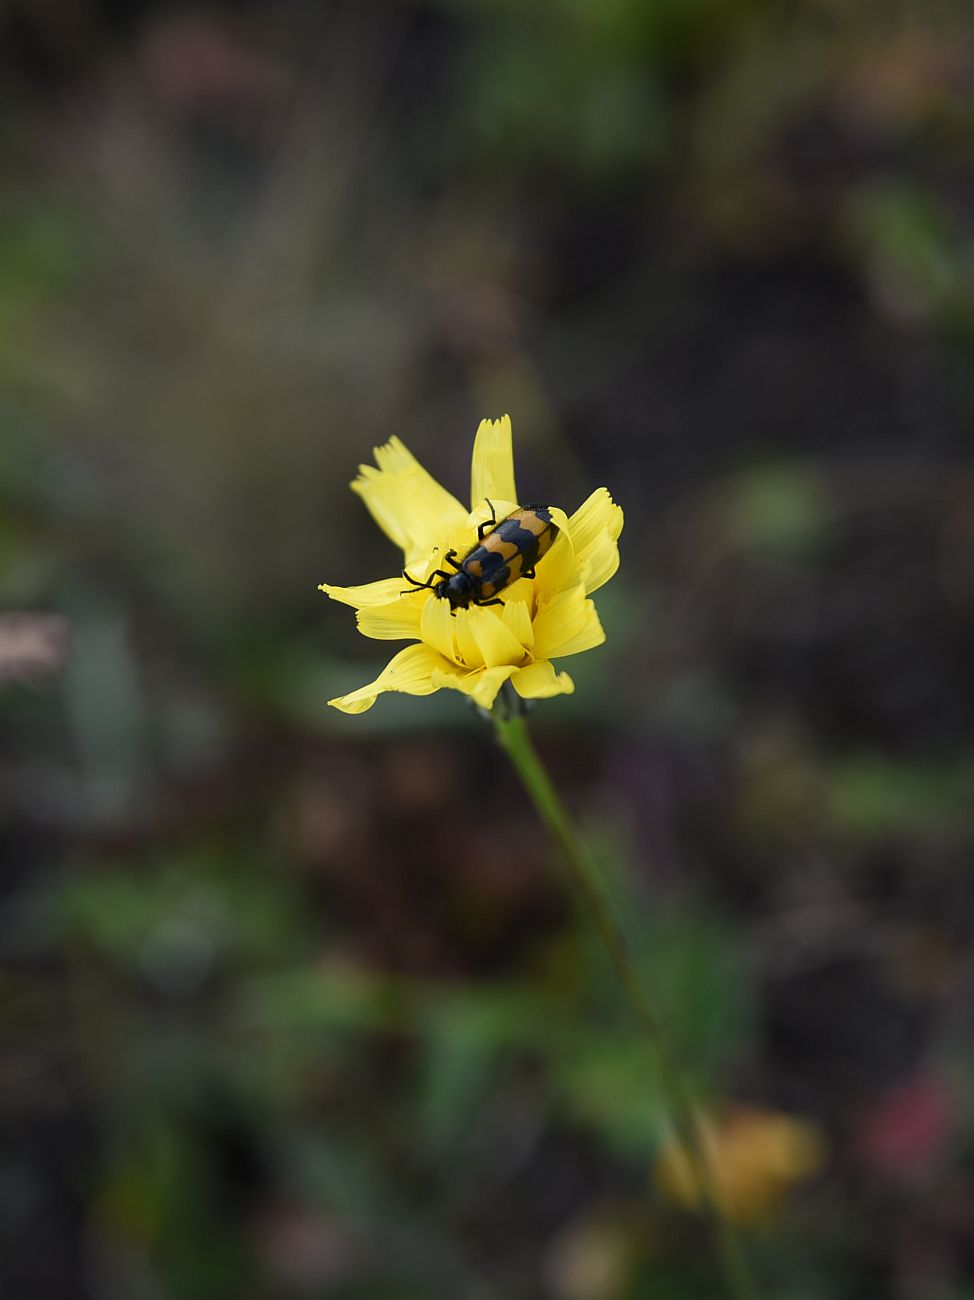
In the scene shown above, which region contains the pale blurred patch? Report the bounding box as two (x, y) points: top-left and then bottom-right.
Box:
(544, 1207), (637, 1300)
(654, 1105), (827, 1226)
(0, 611), (70, 681)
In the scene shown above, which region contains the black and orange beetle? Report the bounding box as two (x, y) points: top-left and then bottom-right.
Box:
(402, 501), (558, 611)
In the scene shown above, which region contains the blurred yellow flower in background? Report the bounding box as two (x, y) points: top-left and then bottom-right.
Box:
(654, 1106), (827, 1226)
(321, 415), (623, 713)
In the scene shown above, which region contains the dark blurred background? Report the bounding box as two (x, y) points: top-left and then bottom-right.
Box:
(3, 2), (974, 1297)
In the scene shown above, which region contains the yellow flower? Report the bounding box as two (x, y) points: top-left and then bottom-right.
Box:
(654, 1106), (827, 1226)
(321, 415), (623, 714)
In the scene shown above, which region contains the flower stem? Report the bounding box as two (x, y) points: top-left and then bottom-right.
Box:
(493, 705), (757, 1300)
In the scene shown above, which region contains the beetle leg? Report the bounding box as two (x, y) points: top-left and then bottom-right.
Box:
(401, 567), (454, 596)
(472, 596), (504, 608)
(477, 499), (499, 540)
(443, 549), (461, 570)
(521, 565), (536, 580)
(401, 569), (431, 589)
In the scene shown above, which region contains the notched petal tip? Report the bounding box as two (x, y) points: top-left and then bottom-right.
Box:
(355, 598), (422, 641)
(512, 660), (575, 700)
(567, 487), (624, 595)
(471, 413), (517, 509)
(349, 435), (466, 565)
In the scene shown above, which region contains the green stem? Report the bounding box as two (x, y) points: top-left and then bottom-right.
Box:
(493, 705), (757, 1300)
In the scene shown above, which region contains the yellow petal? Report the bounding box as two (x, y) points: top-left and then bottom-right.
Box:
(420, 594), (461, 665)
(432, 662), (517, 710)
(568, 488), (624, 593)
(512, 660), (575, 699)
(352, 436), (466, 566)
(468, 605), (528, 668)
(548, 505), (572, 535)
(551, 604), (605, 658)
(533, 585), (591, 659)
(534, 524), (580, 602)
(471, 665), (518, 708)
(328, 644), (452, 714)
(534, 587), (606, 659)
(470, 415), (518, 509)
(319, 577), (407, 609)
(453, 608), (486, 669)
(501, 598), (534, 649)
(355, 599), (422, 640)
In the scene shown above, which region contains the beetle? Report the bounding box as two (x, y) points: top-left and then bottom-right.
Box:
(402, 501), (559, 611)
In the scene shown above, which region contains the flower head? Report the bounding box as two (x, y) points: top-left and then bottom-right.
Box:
(320, 415), (623, 714)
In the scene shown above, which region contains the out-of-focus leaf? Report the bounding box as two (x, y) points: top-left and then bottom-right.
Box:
(415, 983), (541, 1151)
(846, 180), (964, 322)
(241, 961), (403, 1035)
(42, 855), (311, 980)
(551, 1034), (664, 1156)
(829, 755), (974, 838)
(726, 466), (833, 556)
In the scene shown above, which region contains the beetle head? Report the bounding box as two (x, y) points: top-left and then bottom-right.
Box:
(435, 572), (475, 609)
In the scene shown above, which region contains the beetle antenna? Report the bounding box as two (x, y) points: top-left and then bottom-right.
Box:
(401, 569), (428, 588)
